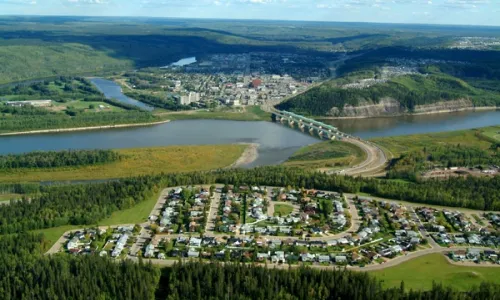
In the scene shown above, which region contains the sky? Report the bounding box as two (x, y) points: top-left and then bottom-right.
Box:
(1, 0), (500, 26)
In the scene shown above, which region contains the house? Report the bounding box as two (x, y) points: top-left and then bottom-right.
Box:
(187, 249), (200, 258)
(272, 251), (286, 263)
(67, 237), (79, 250)
(257, 252), (270, 261)
(111, 234), (129, 257)
(318, 255), (331, 263)
(454, 237), (466, 244)
(145, 244), (155, 258)
(468, 234), (482, 245)
(189, 237), (202, 248)
(334, 256), (348, 264)
(451, 250), (466, 261)
(300, 253), (316, 262)
(467, 249), (481, 260)
(326, 239), (338, 247)
(391, 245), (403, 254)
(157, 253), (166, 260)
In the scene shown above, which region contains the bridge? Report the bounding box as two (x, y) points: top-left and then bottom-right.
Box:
(271, 108), (388, 176)
(272, 109), (352, 140)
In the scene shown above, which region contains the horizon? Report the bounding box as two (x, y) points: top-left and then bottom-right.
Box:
(1, 0), (499, 27)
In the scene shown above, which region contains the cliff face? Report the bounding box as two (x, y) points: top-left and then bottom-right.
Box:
(328, 98), (481, 118)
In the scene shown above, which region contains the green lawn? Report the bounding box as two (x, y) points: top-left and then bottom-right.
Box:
(273, 204), (294, 217)
(98, 191), (159, 226)
(370, 253), (500, 291)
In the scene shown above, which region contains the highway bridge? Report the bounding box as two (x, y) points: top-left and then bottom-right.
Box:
(272, 109), (351, 140)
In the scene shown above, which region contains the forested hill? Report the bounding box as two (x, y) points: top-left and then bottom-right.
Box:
(277, 73), (500, 117)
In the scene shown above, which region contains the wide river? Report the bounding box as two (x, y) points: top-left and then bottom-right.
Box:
(1, 78), (500, 167)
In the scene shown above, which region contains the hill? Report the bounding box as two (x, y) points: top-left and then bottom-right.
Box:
(277, 72), (500, 117)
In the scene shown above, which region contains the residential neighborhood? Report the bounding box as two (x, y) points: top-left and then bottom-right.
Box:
(56, 185), (500, 269)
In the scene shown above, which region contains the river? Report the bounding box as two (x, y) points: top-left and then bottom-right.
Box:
(2, 77), (500, 168)
(89, 78), (154, 111)
(322, 110), (500, 139)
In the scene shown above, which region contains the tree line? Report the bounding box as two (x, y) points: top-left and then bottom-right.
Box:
(0, 149), (121, 170)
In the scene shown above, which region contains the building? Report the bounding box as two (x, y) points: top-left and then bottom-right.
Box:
(6, 100), (52, 107)
(179, 92), (200, 105)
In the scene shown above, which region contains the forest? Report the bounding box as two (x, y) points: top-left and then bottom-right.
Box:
(0, 76), (103, 102)
(156, 262), (500, 300)
(1, 234), (500, 300)
(0, 150), (121, 169)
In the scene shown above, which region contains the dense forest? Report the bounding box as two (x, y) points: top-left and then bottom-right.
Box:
(0, 234), (160, 300)
(0, 150), (121, 169)
(0, 177), (159, 233)
(156, 262), (500, 300)
(387, 145), (500, 180)
(2, 234), (500, 299)
(0, 76), (103, 102)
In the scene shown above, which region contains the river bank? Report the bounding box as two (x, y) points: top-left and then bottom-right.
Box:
(230, 143), (259, 168)
(316, 106), (499, 120)
(0, 120), (171, 136)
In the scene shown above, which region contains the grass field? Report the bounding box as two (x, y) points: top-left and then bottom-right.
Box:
(285, 141), (366, 169)
(156, 106), (271, 122)
(478, 126), (500, 142)
(370, 253), (500, 291)
(0, 145), (245, 182)
(0, 193), (23, 201)
(273, 204), (294, 217)
(370, 128), (494, 157)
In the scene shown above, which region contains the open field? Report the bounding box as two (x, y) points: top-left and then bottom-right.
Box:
(370, 253), (500, 291)
(273, 204), (294, 217)
(0, 193), (23, 201)
(284, 140), (367, 169)
(479, 126), (500, 142)
(370, 128), (493, 156)
(0, 145), (246, 182)
(155, 106), (271, 122)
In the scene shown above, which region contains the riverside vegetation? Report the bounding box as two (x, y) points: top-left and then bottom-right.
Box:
(0, 145), (246, 182)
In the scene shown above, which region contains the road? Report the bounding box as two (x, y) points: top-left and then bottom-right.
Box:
(205, 191), (221, 233)
(342, 138), (388, 177)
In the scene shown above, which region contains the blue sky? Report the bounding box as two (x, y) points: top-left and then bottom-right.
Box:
(1, 0), (499, 26)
